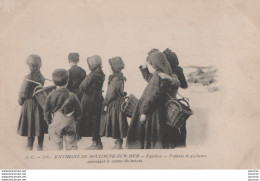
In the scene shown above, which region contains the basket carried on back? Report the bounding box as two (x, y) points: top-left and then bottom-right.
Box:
(165, 98), (193, 128)
(33, 85), (56, 109)
(121, 93), (139, 118)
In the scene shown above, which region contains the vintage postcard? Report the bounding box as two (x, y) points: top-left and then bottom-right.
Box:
(0, 0), (259, 169)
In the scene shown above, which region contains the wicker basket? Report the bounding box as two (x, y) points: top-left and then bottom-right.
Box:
(121, 93), (139, 118)
(33, 85), (56, 109)
(165, 98), (193, 128)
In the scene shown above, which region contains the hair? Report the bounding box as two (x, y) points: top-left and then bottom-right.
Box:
(68, 52), (79, 63)
(26, 54), (42, 73)
(163, 49), (188, 88)
(52, 69), (69, 86)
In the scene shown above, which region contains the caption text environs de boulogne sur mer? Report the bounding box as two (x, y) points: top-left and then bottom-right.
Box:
(24, 153), (207, 163)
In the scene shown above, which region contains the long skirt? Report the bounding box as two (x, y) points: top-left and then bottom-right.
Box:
(172, 123), (187, 147)
(79, 95), (103, 138)
(18, 98), (47, 137)
(100, 98), (128, 139)
(126, 97), (175, 149)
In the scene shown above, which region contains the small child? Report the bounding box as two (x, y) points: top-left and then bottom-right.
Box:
(100, 57), (128, 149)
(18, 54), (47, 151)
(44, 69), (81, 150)
(67, 53), (86, 102)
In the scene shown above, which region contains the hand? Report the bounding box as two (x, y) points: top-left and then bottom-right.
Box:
(18, 98), (24, 106)
(46, 120), (52, 126)
(140, 114), (147, 124)
(142, 61), (147, 68)
(104, 106), (108, 112)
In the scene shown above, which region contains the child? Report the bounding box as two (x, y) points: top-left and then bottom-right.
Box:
(126, 51), (180, 149)
(44, 69), (81, 150)
(18, 54), (47, 151)
(163, 48), (188, 147)
(79, 55), (105, 150)
(100, 57), (128, 149)
(163, 48), (188, 89)
(67, 53), (86, 102)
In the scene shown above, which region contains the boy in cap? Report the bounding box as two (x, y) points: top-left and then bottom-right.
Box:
(44, 69), (81, 150)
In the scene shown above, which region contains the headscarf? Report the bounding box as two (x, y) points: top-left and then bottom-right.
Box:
(109, 56), (125, 73)
(108, 57), (126, 84)
(87, 55), (102, 72)
(146, 50), (172, 76)
(147, 48), (159, 56)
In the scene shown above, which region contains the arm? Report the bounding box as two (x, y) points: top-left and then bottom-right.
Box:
(140, 76), (161, 115)
(170, 74), (181, 88)
(67, 69), (73, 90)
(176, 67), (188, 89)
(103, 77), (121, 106)
(72, 94), (82, 121)
(81, 69), (87, 81)
(40, 73), (45, 86)
(44, 95), (52, 124)
(79, 73), (93, 92)
(18, 78), (29, 105)
(139, 65), (153, 82)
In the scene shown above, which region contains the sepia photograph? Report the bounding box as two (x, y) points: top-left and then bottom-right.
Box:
(0, 0), (259, 169)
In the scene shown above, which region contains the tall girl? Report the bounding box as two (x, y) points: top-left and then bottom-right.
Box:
(79, 55), (105, 149)
(18, 54), (47, 150)
(100, 57), (128, 149)
(126, 51), (180, 149)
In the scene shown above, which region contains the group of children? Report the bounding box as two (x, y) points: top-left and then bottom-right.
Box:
(18, 49), (188, 150)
